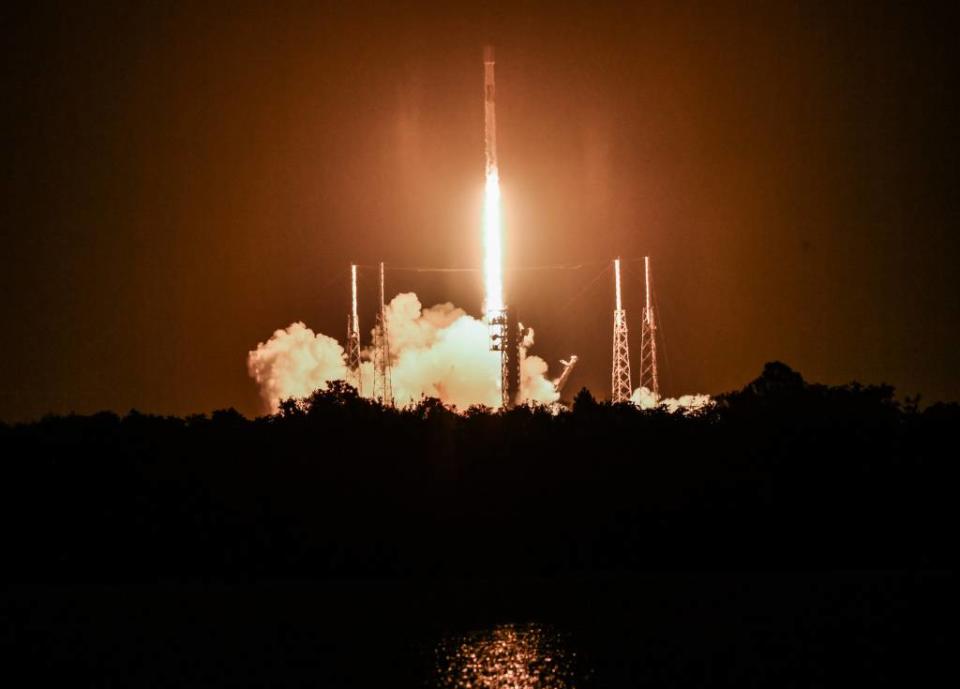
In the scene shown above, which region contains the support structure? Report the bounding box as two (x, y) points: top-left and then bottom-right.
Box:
(489, 306), (520, 409)
(372, 261), (393, 406)
(637, 256), (660, 399)
(552, 355), (579, 395)
(612, 258), (633, 403)
(345, 263), (362, 395)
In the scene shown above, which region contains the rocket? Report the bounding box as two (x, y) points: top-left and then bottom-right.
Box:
(484, 46), (497, 178)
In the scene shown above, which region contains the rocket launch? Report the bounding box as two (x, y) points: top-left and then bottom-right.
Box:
(245, 42), (711, 416)
(483, 46), (504, 316)
(482, 46), (521, 409)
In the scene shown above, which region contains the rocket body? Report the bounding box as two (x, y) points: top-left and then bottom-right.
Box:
(483, 46), (497, 178)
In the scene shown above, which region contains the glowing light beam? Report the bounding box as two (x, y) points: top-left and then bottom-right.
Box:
(483, 46), (503, 317)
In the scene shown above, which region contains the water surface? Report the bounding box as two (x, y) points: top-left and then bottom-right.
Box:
(434, 623), (586, 689)
(2, 572), (947, 687)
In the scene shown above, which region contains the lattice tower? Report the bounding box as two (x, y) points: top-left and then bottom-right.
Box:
(612, 258), (633, 403)
(637, 256), (660, 399)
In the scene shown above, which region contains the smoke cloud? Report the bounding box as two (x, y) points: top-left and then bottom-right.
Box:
(247, 322), (349, 411)
(248, 292), (559, 413)
(630, 386), (713, 413)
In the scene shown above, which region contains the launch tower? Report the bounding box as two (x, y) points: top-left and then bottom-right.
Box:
(345, 263), (362, 395)
(489, 307), (520, 408)
(372, 261), (393, 406)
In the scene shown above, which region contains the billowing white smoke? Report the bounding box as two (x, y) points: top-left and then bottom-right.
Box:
(247, 322), (349, 411)
(630, 386), (713, 413)
(248, 292), (559, 413)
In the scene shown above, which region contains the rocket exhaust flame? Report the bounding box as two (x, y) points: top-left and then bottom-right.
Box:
(483, 46), (503, 317)
(483, 172), (503, 315)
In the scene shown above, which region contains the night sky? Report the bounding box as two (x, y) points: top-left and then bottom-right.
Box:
(1, 1), (957, 421)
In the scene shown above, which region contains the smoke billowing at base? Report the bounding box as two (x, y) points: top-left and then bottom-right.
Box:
(248, 292), (559, 413)
(631, 387), (712, 413)
(247, 291), (713, 414)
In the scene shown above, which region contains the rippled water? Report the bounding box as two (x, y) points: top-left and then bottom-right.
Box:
(6, 573), (941, 687)
(433, 623), (588, 689)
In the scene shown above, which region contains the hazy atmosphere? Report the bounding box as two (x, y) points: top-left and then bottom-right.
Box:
(3, 4), (953, 687)
(2, 1), (957, 420)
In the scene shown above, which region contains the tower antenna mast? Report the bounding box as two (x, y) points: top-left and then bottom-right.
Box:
(612, 258), (633, 402)
(637, 256), (660, 399)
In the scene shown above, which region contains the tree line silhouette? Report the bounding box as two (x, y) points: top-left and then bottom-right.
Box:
(0, 362), (951, 582)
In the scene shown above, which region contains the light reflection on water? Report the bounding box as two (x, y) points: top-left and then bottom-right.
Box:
(434, 623), (585, 689)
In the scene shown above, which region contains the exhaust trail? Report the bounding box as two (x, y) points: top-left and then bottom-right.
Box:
(483, 45), (503, 316)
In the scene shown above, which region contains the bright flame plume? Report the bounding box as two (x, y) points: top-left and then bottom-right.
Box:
(483, 170), (503, 315)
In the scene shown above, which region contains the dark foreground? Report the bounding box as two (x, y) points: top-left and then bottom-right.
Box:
(0, 363), (953, 580)
(3, 572), (949, 687)
(1, 363), (953, 685)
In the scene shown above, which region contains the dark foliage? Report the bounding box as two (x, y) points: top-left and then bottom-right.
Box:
(0, 363), (952, 582)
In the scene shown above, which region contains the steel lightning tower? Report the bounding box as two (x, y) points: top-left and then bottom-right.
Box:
(483, 45), (519, 409)
(345, 263), (362, 395)
(372, 261), (393, 406)
(637, 256), (660, 399)
(612, 258), (633, 403)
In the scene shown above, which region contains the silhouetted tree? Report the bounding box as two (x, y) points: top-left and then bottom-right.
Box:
(572, 387), (599, 413)
(0, 363), (951, 583)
